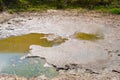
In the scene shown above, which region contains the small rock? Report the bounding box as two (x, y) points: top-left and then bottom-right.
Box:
(112, 70), (120, 73)
(59, 70), (66, 75)
(6, 28), (14, 30)
(67, 69), (76, 75)
(37, 75), (47, 80)
(44, 62), (52, 67)
(8, 22), (11, 24)
(28, 18), (32, 20)
(118, 54), (120, 56)
(115, 50), (119, 53)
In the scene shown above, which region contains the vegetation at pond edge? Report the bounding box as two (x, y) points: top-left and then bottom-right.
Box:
(0, 0), (120, 14)
(75, 32), (103, 41)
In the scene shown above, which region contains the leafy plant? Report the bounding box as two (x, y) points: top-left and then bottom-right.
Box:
(110, 8), (120, 14)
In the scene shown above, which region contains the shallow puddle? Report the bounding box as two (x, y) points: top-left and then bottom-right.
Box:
(0, 33), (65, 78)
(0, 53), (58, 78)
(75, 32), (103, 41)
(0, 33), (67, 53)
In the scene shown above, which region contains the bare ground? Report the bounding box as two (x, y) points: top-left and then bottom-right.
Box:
(0, 10), (120, 80)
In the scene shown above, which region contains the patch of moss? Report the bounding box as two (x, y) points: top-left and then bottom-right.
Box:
(75, 32), (103, 41)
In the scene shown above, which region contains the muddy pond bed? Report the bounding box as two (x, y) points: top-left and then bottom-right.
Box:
(0, 11), (120, 80)
(0, 33), (62, 78)
(0, 32), (105, 78)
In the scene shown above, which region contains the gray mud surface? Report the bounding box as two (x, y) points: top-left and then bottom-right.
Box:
(0, 10), (120, 80)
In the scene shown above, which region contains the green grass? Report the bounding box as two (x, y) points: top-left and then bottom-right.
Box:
(0, 0), (120, 14)
(7, 5), (120, 15)
(7, 4), (57, 12)
(1, 0), (119, 14)
(94, 6), (120, 14)
(27, 5), (56, 11)
(110, 8), (120, 14)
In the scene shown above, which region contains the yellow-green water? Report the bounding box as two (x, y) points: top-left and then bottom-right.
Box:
(0, 33), (67, 53)
(75, 32), (103, 41)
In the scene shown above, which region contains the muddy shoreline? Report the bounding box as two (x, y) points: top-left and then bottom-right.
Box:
(0, 10), (120, 80)
(0, 10), (120, 38)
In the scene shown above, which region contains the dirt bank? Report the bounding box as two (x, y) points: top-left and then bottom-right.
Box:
(0, 12), (16, 23)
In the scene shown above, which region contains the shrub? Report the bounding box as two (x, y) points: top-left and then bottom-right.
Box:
(110, 8), (120, 14)
(0, 0), (3, 11)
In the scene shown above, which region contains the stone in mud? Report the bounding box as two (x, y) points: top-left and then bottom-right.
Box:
(7, 22), (12, 24)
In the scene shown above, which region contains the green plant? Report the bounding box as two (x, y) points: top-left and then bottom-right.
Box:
(110, 8), (120, 14)
(0, 0), (119, 14)
(8, 9), (14, 14)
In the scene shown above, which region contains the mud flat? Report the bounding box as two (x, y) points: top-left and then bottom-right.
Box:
(0, 10), (120, 80)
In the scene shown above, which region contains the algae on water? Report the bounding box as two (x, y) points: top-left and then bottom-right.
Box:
(75, 32), (103, 41)
(0, 33), (67, 53)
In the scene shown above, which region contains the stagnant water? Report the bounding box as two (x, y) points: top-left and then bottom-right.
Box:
(0, 53), (58, 78)
(0, 33), (67, 53)
(75, 32), (103, 41)
(0, 32), (103, 77)
(0, 33), (67, 78)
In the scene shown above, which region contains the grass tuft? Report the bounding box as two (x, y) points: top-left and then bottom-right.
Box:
(110, 8), (120, 14)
